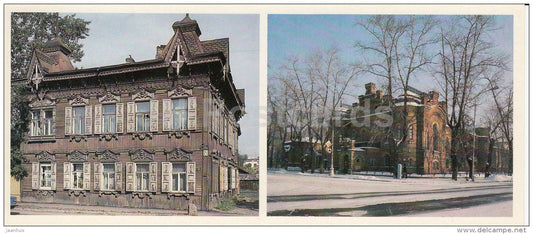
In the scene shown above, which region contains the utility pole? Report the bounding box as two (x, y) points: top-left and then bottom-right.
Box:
(330, 124), (335, 176)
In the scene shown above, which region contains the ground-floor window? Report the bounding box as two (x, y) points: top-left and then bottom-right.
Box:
(136, 163), (150, 191)
(72, 163), (84, 189)
(32, 162), (56, 190)
(102, 163), (115, 190)
(172, 163), (187, 192)
(40, 164), (52, 188)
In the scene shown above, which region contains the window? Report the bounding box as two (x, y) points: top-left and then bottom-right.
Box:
(102, 163), (115, 190)
(172, 163), (187, 192)
(72, 163), (84, 189)
(135, 163), (150, 191)
(136, 102), (150, 131)
(433, 124), (438, 151)
(408, 125), (414, 140)
(172, 98), (188, 130)
(103, 104), (116, 133)
(31, 109), (54, 136)
(40, 164), (52, 188)
(72, 107), (85, 135)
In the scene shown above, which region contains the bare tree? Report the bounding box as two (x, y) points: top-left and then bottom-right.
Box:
(312, 48), (359, 174)
(356, 15), (436, 177)
(435, 15), (509, 180)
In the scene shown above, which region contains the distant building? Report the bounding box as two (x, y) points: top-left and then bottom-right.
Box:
(243, 158), (259, 169)
(18, 15), (245, 211)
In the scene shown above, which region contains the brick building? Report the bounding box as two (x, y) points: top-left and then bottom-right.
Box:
(18, 15), (245, 211)
(337, 83), (451, 175)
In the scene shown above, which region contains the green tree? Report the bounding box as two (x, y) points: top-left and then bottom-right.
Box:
(10, 12), (90, 180)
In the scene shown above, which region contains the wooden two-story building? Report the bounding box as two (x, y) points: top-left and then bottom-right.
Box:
(19, 14), (245, 211)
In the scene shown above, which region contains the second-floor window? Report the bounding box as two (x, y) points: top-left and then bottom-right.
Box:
(136, 102), (150, 131)
(31, 109), (54, 136)
(172, 98), (188, 130)
(103, 104), (116, 133)
(72, 107), (85, 135)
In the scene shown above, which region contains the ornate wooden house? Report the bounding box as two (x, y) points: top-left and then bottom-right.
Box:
(19, 14), (245, 211)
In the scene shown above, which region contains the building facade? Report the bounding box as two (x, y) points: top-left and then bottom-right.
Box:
(338, 83), (451, 175)
(19, 15), (245, 211)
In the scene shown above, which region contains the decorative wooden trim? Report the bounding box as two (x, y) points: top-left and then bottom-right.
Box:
(167, 131), (190, 139)
(98, 92), (120, 103)
(98, 191), (119, 198)
(131, 192), (153, 199)
(67, 150), (88, 162)
(68, 190), (87, 197)
(36, 151), (55, 162)
(168, 87), (192, 98)
(132, 132), (153, 140)
(36, 190), (55, 197)
(97, 150), (120, 162)
(132, 89), (154, 101)
(99, 134), (118, 141)
(164, 148), (192, 161)
(167, 193), (190, 199)
(68, 95), (89, 106)
(69, 135), (87, 142)
(129, 149), (155, 162)
(29, 98), (56, 108)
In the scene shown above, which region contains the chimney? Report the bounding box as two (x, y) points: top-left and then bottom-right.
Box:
(365, 83), (376, 95)
(428, 91), (439, 104)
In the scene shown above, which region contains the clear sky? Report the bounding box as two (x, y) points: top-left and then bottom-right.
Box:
(268, 14), (513, 122)
(70, 13), (260, 157)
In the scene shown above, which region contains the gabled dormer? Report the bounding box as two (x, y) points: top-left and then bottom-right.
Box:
(26, 38), (75, 90)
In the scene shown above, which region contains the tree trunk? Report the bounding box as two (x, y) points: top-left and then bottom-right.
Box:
(450, 128), (460, 180)
(485, 138), (495, 178)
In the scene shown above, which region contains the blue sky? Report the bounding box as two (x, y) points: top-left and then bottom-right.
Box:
(71, 13), (259, 157)
(268, 14), (513, 121)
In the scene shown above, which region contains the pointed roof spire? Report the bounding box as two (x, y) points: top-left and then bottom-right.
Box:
(172, 13), (201, 36)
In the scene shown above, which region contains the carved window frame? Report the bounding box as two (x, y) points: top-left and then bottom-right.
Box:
(28, 97), (56, 140)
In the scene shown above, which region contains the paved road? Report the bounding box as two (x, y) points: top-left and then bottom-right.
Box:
(267, 173), (513, 216)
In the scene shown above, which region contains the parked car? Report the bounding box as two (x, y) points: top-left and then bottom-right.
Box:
(10, 196), (17, 209)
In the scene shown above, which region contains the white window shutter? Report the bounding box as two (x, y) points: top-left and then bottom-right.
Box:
(125, 162), (134, 192)
(162, 99), (172, 131)
(224, 167), (228, 191)
(150, 100), (158, 132)
(187, 97), (197, 130)
(115, 162), (122, 192)
(116, 103), (124, 133)
(83, 162), (91, 190)
(31, 162), (39, 190)
(236, 169), (240, 194)
(64, 107), (72, 135)
(63, 162), (71, 189)
(161, 162), (172, 193)
(149, 162), (157, 192)
(187, 162), (196, 194)
(85, 105), (92, 134)
(126, 102), (135, 133)
(93, 162), (101, 191)
(51, 162), (57, 190)
(94, 104), (102, 134)
(219, 164), (224, 192)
